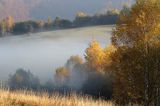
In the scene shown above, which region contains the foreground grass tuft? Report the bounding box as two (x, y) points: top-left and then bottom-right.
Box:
(0, 89), (114, 106)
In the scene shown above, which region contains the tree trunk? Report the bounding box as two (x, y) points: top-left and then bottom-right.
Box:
(144, 42), (150, 106)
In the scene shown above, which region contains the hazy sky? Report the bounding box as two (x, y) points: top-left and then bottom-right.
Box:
(0, 0), (134, 21)
(31, 0), (134, 20)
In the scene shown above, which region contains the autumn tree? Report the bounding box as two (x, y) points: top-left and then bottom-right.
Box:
(85, 40), (105, 72)
(112, 0), (160, 105)
(65, 55), (83, 70)
(37, 20), (45, 30)
(104, 45), (116, 71)
(0, 16), (14, 35)
(0, 19), (7, 35)
(6, 16), (14, 32)
(85, 40), (116, 72)
(46, 17), (53, 29)
(85, 39), (117, 73)
(8, 68), (40, 90)
(83, 41), (115, 98)
(54, 67), (69, 87)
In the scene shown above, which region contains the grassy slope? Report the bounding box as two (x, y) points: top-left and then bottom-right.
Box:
(0, 89), (114, 106)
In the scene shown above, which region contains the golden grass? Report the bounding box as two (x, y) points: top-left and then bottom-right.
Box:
(0, 89), (114, 106)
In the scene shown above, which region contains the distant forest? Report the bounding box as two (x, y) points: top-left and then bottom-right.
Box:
(0, 6), (129, 36)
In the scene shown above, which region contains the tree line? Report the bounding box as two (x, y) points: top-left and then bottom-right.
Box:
(0, 8), (125, 36)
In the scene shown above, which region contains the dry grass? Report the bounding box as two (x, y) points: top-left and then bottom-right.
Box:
(0, 89), (114, 106)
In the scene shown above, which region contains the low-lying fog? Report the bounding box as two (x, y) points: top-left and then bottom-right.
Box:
(0, 25), (113, 81)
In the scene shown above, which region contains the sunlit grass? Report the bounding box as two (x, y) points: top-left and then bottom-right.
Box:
(0, 89), (114, 106)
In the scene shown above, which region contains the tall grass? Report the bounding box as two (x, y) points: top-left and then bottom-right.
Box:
(0, 89), (114, 106)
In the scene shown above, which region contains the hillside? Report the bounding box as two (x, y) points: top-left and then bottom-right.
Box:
(0, 89), (113, 106)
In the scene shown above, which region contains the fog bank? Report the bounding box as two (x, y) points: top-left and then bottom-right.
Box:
(0, 25), (112, 81)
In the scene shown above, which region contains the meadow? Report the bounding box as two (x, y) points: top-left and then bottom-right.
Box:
(0, 89), (114, 106)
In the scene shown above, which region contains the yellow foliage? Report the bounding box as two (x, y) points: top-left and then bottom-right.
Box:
(111, 0), (160, 105)
(85, 40), (116, 72)
(85, 40), (105, 71)
(55, 67), (69, 85)
(76, 12), (88, 18)
(104, 45), (116, 67)
(56, 67), (69, 77)
(112, 0), (160, 46)
(37, 20), (45, 28)
(6, 16), (14, 31)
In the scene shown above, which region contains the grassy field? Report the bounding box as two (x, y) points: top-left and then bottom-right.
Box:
(0, 89), (114, 106)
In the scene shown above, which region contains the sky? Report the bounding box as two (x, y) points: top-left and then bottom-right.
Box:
(30, 0), (134, 20)
(0, 0), (134, 21)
